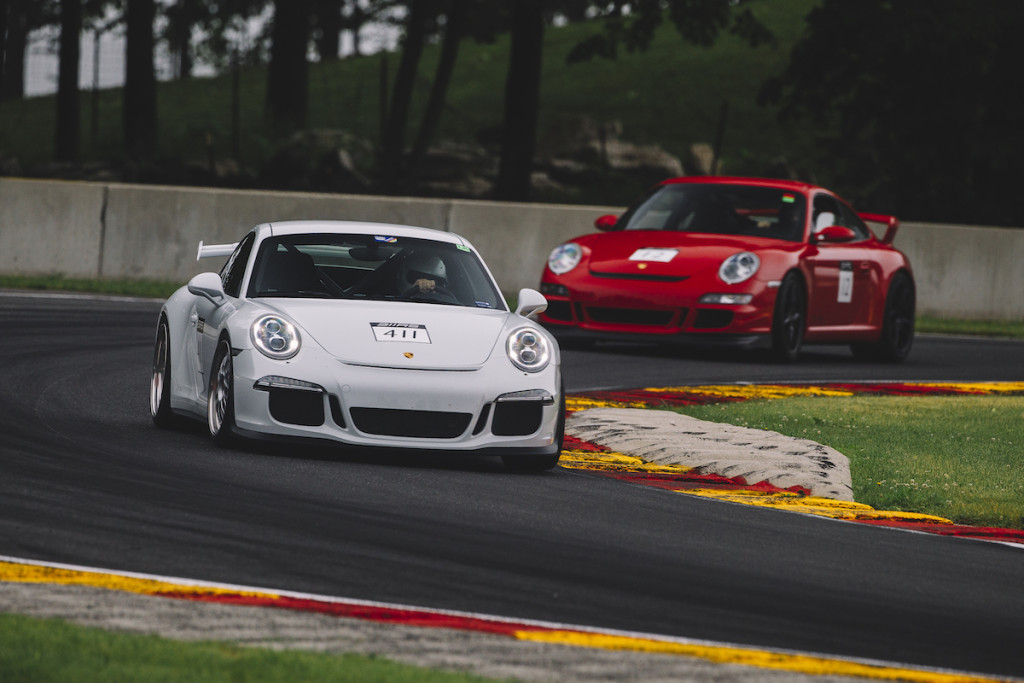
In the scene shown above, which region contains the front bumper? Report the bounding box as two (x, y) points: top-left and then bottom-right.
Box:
(230, 346), (562, 454)
(538, 273), (777, 344)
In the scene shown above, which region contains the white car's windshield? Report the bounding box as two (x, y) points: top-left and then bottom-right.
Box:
(618, 184), (808, 242)
(248, 234), (506, 310)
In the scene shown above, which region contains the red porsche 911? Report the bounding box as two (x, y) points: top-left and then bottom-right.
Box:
(538, 177), (915, 362)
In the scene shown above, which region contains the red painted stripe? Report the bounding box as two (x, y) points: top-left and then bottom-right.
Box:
(155, 591), (563, 636)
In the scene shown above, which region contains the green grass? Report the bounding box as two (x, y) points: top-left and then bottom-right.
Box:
(916, 315), (1024, 339)
(0, 0), (822, 206)
(4, 275), (1023, 339)
(0, 612), (505, 683)
(0, 274), (181, 300)
(671, 394), (1024, 529)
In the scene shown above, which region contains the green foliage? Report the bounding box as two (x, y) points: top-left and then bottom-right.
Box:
(672, 395), (1024, 529)
(761, 0), (1024, 225)
(0, 0), (819, 207)
(0, 612), (501, 683)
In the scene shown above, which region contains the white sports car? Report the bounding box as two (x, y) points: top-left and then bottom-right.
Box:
(150, 220), (563, 471)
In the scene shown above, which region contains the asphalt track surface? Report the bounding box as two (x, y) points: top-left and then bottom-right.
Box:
(1, 291), (1023, 679)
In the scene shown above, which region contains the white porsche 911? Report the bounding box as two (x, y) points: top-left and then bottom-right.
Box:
(150, 220), (563, 471)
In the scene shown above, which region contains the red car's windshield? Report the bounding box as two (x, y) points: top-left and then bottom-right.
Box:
(618, 184), (808, 242)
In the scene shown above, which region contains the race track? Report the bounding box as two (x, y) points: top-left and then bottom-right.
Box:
(1, 291), (1022, 679)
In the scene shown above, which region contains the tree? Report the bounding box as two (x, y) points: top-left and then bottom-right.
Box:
(0, 0), (8, 101)
(2, 0), (59, 101)
(164, 0), (207, 79)
(377, 0), (433, 193)
(405, 0), (470, 186)
(566, 0), (773, 64)
(312, 0), (341, 61)
(490, 0), (773, 201)
(124, 0), (158, 157)
(493, 0), (543, 201)
(759, 0), (1024, 226)
(55, 0), (82, 162)
(266, 0), (312, 136)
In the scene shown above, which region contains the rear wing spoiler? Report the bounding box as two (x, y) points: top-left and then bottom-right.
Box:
(196, 241), (238, 261)
(857, 213), (900, 245)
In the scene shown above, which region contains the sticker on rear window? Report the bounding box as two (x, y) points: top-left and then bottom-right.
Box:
(371, 322), (431, 343)
(629, 248), (678, 263)
(374, 236), (398, 243)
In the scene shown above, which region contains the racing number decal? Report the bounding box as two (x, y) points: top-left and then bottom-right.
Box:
(371, 322), (431, 344)
(629, 248), (678, 263)
(838, 261), (853, 303)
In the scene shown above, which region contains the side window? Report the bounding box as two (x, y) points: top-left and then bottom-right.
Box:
(812, 195), (841, 233)
(220, 232), (255, 297)
(836, 201), (871, 240)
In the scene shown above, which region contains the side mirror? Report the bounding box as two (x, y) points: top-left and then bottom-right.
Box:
(594, 214), (619, 231)
(514, 288), (548, 319)
(187, 272), (226, 304)
(815, 226), (857, 244)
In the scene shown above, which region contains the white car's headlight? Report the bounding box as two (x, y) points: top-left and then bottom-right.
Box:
(718, 252), (760, 284)
(506, 327), (550, 373)
(548, 243), (582, 275)
(251, 315), (301, 360)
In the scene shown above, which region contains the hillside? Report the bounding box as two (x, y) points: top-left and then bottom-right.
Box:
(0, 0), (823, 206)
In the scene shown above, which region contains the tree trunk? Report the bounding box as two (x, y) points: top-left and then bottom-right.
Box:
(1, 0), (28, 101)
(124, 0), (158, 158)
(55, 0), (82, 162)
(378, 0), (433, 194)
(168, 0), (197, 79)
(494, 0), (544, 201)
(315, 0), (341, 61)
(406, 0), (468, 187)
(266, 0), (311, 136)
(0, 0), (8, 102)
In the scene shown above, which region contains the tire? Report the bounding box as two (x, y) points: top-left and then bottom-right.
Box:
(501, 385), (565, 473)
(851, 272), (915, 363)
(207, 338), (236, 445)
(150, 319), (177, 428)
(771, 272), (806, 363)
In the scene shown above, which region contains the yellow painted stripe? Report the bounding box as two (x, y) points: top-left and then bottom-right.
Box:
(515, 630), (1005, 683)
(0, 560), (275, 599)
(643, 384), (857, 400)
(565, 396), (647, 411)
(559, 449), (692, 474)
(677, 488), (956, 525)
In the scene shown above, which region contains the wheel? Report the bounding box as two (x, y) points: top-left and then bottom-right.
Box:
(501, 385), (564, 473)
(771, 272), (806, 363)
(851, 272), (915, 362)
(150, 319), (177, 428)
(207, 338), (236, 445)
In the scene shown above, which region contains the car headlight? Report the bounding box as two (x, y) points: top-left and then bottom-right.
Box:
(548, 243), (582, 275)
(506, 327), (550, 373)
(718, 252), (760, 284)
(251, 314), (301, 360)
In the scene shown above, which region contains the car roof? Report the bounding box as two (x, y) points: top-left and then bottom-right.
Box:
(257, 220), (468, 246)
(658, 176), (823, 194)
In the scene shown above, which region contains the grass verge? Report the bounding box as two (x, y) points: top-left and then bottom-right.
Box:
(0, 274), (180, 300)
(671, 394), (1024, 529)
(0, 612), (501, 683)
(2, 277), (1023, 340)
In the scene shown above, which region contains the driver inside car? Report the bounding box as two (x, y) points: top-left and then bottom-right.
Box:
(402, 252), (447, 295)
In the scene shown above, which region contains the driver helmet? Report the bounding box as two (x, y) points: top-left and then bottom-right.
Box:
(403, 252), (447, 286)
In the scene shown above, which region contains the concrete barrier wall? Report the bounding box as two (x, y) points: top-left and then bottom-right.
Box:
(1, 176), (1021, 320)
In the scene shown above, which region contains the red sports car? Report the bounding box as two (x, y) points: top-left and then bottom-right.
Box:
(538, 177), (915, 362)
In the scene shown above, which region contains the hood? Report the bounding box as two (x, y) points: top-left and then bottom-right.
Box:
(261, 299), (510, 369)
(581, 231), (784, 279)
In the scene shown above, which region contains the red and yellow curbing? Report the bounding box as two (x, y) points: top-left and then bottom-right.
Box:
(0, 556), (1009, 683)
(563, 382), (1024, 546)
